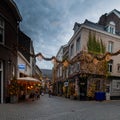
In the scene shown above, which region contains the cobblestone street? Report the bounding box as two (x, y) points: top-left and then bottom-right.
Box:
(0, 95), (120, 120)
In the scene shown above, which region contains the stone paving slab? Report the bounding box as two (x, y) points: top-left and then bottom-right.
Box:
(0, 95), (120, 120)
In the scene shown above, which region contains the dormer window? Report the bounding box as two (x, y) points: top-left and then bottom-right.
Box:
(106, 21), (115, 34)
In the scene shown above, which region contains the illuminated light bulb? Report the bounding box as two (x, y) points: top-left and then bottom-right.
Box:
(63, 60), (69, 67)
(93, 58), (99, 65)
(27, 86), (30, 89)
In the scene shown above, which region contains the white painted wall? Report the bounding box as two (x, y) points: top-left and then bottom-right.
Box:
(17, 52), (32, 78)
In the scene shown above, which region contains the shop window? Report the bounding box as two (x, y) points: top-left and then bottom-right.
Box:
(117, 64), (120, 73)
(116, 82), (120, 89)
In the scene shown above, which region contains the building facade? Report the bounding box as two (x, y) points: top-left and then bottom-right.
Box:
(0, 0), (22, 103)
(54, 9), (120, 100)
(18, 30), (33, 78)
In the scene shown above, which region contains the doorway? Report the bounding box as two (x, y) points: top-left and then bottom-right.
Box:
(0, 60), (3, 103)
(79, 77), (87, 100)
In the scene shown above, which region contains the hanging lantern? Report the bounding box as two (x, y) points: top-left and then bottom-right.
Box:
(63, 60), (69, 67)
(93, 58), (99, 65)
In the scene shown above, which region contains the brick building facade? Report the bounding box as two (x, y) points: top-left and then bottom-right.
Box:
(0, 0), (22, 103)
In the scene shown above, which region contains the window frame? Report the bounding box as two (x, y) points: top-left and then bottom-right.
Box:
(108, 60), (113, 73)
(0, 17), (4, 44)
(117, 64), (120, 73)
(108, 41), (113, 53)
(70, 44), (74, 56)
(76, 37), (81, 52)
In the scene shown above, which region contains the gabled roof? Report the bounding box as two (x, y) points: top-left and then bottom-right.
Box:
(73, 22), (81, 31)
(107, 9), (120, 19)
(84, 19), (104, 31)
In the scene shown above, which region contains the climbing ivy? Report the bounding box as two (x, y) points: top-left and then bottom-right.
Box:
(87, 31), (105, 54)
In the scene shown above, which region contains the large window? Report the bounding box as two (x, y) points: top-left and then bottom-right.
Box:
(70, 44), (74, 56)
(0, 17), (4, 44)
(116, 82), (120, 89)
(112, 80), (120, 90)
(108, 60), (113, 72)
(108, 41), (113, 53)
(76, 37), (81, 52)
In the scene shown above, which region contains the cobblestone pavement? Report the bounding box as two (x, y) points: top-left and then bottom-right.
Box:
(0, 95), (120, 120)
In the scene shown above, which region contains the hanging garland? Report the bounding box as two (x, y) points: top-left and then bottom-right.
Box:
(17, 44), (120, 66)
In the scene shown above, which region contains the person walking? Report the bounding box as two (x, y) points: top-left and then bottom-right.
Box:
(48, 89), (52, 97)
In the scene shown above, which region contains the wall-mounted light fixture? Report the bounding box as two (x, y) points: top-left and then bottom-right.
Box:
(8, 58), (11, 64)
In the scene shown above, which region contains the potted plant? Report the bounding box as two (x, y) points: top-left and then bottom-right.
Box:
(8, 78), (19, 103)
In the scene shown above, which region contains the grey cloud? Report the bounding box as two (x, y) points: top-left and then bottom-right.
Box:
(14, 0), (120, 69)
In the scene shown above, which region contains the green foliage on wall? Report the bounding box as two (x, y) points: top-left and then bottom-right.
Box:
(87, 31), (105, 54)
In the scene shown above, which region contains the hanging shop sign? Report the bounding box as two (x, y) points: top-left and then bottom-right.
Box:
(18, 64), (26, 70)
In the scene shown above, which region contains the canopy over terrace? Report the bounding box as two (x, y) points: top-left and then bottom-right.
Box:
(17, 77), (41, 90)
(17, 77), (41, 83)
(17, 77), (41, 100)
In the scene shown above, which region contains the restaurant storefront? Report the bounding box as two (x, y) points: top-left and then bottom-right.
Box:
(8, 77), (41, 103)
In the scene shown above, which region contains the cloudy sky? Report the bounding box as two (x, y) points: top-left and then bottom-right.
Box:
(14, 0), (120, 69)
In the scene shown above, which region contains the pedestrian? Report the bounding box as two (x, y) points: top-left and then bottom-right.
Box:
(48, 89), (51, 97)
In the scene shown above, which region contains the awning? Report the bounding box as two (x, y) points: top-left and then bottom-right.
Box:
(17, 77), (40, 83)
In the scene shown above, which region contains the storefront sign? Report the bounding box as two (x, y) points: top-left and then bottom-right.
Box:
(18, 64), (26, 70)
